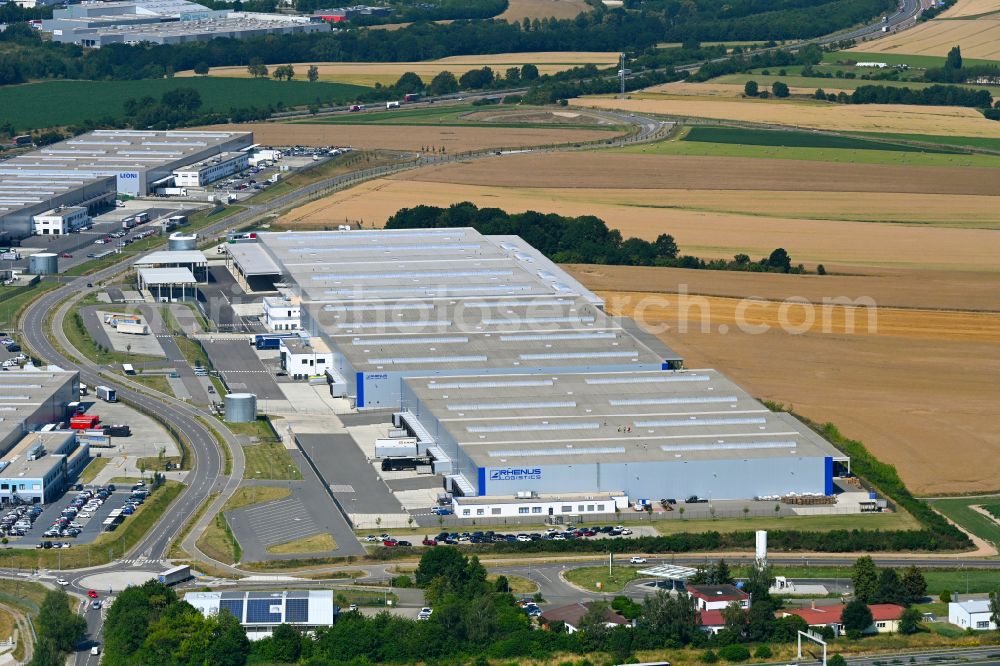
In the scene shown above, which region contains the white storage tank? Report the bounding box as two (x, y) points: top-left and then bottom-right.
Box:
(168, 232), (198, 251)
(28, 252), (58, 275)
(224, 393), (256, 423)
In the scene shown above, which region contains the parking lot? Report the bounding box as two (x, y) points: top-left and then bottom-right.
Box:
(11, 482), (151, 548)
(202, 339), (285, 399)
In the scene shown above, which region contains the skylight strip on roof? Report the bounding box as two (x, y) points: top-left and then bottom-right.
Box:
(488, 446), (626, 458)
(352, 336), (469, 346)
(660, 441), (797, 452)
(340, 320), (452, 329)
(312, 269), (514, 281)
(482, 316), (595, 325)
(0, 384), (42, 389)
(290, 244), (482, 254)
(427, 379), (554, 390)
(367, 355), (487, 365)
(467, 422), (601, 433)
(500, 332), (617, 342)
(519, 351), (638, 361)
(446, 400), (576, 411)
(634, 417), (767, 428)
(323, 285), (536, 296)
(464, 299), (571, 308)
(323, 303), (434, 312)
(586, 375), (711, 385)
(610, 396), (739, 407)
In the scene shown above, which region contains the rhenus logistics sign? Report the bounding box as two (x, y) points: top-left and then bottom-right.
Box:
(490, 468), (542, 481)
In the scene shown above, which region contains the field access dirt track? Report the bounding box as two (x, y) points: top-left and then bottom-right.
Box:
(576, 266), (1000, 495)
(401, 152), (1000, 195)
(208, 122), (618, 153)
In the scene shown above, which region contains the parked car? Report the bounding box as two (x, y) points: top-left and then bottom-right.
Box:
(396, 540), (412, 547)
(417, 607), (433, 620)
(421, 539), (437, 546)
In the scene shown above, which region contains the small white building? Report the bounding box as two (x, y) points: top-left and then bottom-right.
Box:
(173, 152), (249, 187)
(33, 206), (89, 235)
(264, 295), (300, 331)
(451, 493), (629, 519)
(949, 599), (997, 631)
(279, 336), (333, 380)
(185, 590), (338, 640)
(249, 149), (282, 166)
(687, 584), (750, 611)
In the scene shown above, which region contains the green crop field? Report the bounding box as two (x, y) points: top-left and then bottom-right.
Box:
(857, 132), (1000, 152)
(299, 103), (617, 130)
(712, 72), (1000, 96)
(929, 496), (1000, 548)
(681, 126), (960, 153)
(0, 77), (370, 131)
(827, 51), (1000, 69)
(617, 129), (1000, 168)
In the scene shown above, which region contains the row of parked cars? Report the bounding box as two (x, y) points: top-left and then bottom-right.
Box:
(422, 525), (635, 546)
(42, 485), (117, 541)
(0, 504), (43, 537)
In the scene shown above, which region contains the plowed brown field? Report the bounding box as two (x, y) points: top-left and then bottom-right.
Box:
(498, 0), (591, 21)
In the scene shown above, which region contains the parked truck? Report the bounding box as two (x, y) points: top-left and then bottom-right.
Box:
(117, 322), (149, 335)
(375, 437), (419, 459)
(95, 385), (117, 402)
(157, 565), (192, 586)
(134, 212), (150, 224)
(70, 414), (100, 430)
(252, 333), (297, 350)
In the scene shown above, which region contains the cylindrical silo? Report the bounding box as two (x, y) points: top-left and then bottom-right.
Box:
(224, 393), (256, 423)
(28, 253), (58, 275)
(168, 232), (198, 251)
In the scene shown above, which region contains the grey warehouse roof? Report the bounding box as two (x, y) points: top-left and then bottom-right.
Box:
(0, 369), (78, 455)
(229, 242), (281, 276)
(137, 267), (197, 284)
(256, 229), (603, 306)
(255, 229), (677, 372)
(0, 131), (252, 180)
(403, 369), (843, 467)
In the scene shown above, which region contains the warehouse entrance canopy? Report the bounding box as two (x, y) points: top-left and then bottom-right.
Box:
(137, 267), (197, 301)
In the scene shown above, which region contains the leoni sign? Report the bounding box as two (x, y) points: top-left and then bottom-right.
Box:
(119, 172), (138, 179)
(490, 468), (542, 481)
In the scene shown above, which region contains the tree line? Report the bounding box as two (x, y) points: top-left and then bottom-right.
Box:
(0, 0), (899, 89)
(95, 551), (971, 666)
(386, 203), (808, 273)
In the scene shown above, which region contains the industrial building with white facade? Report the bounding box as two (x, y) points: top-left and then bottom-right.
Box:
(0, 129), (253, 241)
(232, 228), (852, 505)
(0, 368), (87, 504)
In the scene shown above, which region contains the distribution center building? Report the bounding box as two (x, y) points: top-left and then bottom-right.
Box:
(238, 228), (849, 502)
(400, 369), (846, 501)
(254, 229), (682, 409)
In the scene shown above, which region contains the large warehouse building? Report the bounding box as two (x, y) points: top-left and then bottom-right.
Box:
(244, 228), (848, 501)
(0, 130), (253, 240)
(255, 229), (682, 408)
(399, 369), (847, 501)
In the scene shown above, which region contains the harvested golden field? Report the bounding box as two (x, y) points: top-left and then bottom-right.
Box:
(848, 18), (1000, 59)
(207, 122), (617, 152)
(939, 0), (1000, 17)
(398, 152), (1000, 196)
(649, 81), (851, 98)
(498, 0), (590, 21)
(182, 52), (618, 86)
(565, 264), (1000, 311)
(577, 95), (1000, 136)
(277, 177), (1000, 270)
(589, 276), (1000, 495)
